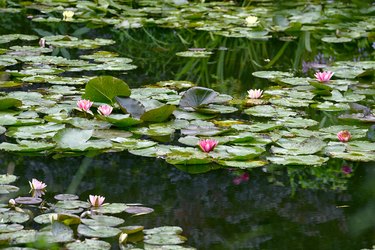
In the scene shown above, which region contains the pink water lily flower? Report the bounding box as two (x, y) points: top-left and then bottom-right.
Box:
(341, 165), (352, 175)
(29, 178), (47, 190)
(77, 99), (93, 113)
(337, 130), (351, 142)
(98, 104), (113, 116)
(314, 71), (334, 82)
(198, 139), (218, 153)
(247, 89), (263, 99)
(89, 195), (105, 207)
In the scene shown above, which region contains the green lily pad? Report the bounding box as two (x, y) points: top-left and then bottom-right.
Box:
(267, 155), (328, 166)
(124, 206), (154, 216)
(269, 97), (313, 108)
(321, 36), (352, 43)
(166, 147), (212, 165)
(66, 239), (111, 250)
(195, 104), (238, 114)
(14, 197), (42, 205)
(140, 101), (176, 122)
(144, 226), (183, 235)
(0, 98), (22, 110)
(276, 117), (318, 128)
(173, 109), (217, 120)
(94, 203), (128, 214)
(271, 137), (326, 155)
(322, 90), (366, 103)
(6, 123), (65, 139)
(54, 194), (79, 201)
(77, 224), (121, 238)
(179, 87), (218, 108)
(37, 221), (74, 243)
(311, 101), (350, 111)
(0, 224), (24, 233)
(155, 80), (195, 90)
(0, 229), (36, 245)
(129, 145), (171, 158)
(104, 114), (142, 128)
(54, 200), (90, 210)
(53, 128), (112, 151)
(144, 234), (186, 245)
(116, 97), (145, 119)
(0, 211), (30, 223)
(0, 185), (19, 194)
(0, 141), (55, 152)
(252, 71), (293, 80)
(244, 105), (297, 117)
(82, 215), (124, 227)
(34, 213), (81, 225)
(217, 160), (268, 168)
(176, 50), (212, 58)
(83, 76), (131, 105)
(119, 225), (144, 234)
(0, 174), (17, 185)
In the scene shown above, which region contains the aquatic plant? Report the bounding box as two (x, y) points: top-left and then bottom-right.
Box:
(337, 130), (351, 142)
(89, 194), (105, 207)
(314, 71), (334, 82)
(247, 89), (263, 99)
(341, 165), (352, 175)
(198, 139), (218, 153)
(76, 99), (93, 114)
(97, 104), (113, 116)
(29, 178), (47, 190)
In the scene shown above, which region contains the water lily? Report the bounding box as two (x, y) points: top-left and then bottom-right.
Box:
(247, 89), (263, 99)
(29, 178), (47, 190)
(245, 16), (259, 26)
(89, 195), (105, 207)
(98, 104), (113, 116)
(198, 139), (218, 153)
(39, 38), (46, 48)
(77, 99), (93, 114)
(341, 165), (352, 175)
(63, 10), (74, 21)
(29, 178), (47, 198)
(337, 130), (351, 142)
(314, 71), (334, 82)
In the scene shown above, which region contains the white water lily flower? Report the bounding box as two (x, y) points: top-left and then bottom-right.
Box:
(245, 16), (259, 26)
(63, 10), (74, 21)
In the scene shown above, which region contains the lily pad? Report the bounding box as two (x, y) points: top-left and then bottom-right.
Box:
(0, 211), (30, 224)
(66, 239), (111, 250)
(104, 114), (142, 128)
(124, 206), (154, 216)
(14, 197), (42, 205)
(267, 155), (328, 166)
(83, 76), (131, 105)
(0, 174), (17, 185)
(179, 87), (218, 108)
(82, 215), (124, 227)
(244, 105), (297, 117)
(77, 224), (121, 238)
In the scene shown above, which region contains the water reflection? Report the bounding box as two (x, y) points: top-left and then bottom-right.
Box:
(1, 152), (373, 249)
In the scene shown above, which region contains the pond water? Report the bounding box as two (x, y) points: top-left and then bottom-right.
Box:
(0, 0), (374, 249)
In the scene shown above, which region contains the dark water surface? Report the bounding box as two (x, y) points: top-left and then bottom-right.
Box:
(0, 1), (374, 249)
(1, 152), (374, 250)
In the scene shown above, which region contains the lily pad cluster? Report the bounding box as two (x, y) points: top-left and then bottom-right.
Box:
(1, 0), (373, 45)
(0, 57), (374, 167)
(0, 174), (194, 249)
